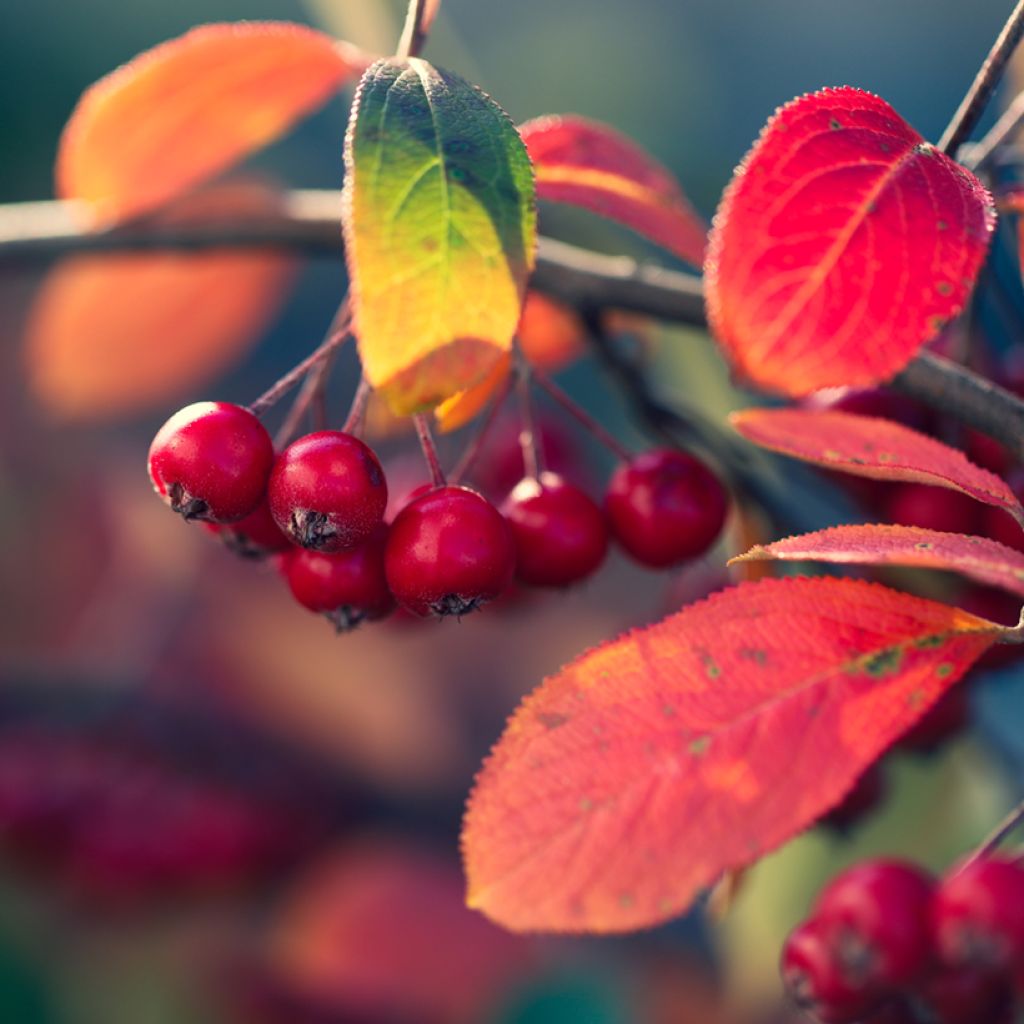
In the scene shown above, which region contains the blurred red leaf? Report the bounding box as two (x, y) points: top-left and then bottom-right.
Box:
(57, 22), (368, 225)
(271, 839), (530, 1022)
(732, 408), (1024, 527)
(705, 87), (995, 395)
(732, 524), (1024, 597)
(25, 180), (295, 420)
(519, 115), (707, 266)
(463, 577), (1000, 933)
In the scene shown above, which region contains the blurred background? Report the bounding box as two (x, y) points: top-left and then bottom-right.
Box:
(2, 0), (1024, 1021)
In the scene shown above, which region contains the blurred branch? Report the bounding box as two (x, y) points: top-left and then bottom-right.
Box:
(1, 194), (1024, 457)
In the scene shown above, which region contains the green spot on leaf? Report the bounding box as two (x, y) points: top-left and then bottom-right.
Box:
(936, 663), (954, 678)
(862, 646), (903, 677)
(689, 736), (711, 757)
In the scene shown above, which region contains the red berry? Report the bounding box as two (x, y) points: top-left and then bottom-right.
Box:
(933, 856), (1024, 972)
(914, 967), (1011, 1024)
(780, 918), (881, 1023)
(813, 860), (935, 992)
(385, 486), (515, 617)
(281, 525), (394, 631)
(203, 498), (291, 558)
(501, 473), (608, 587)
(883, 484), (981, 535)
(148, 402), (274, 522)
(268, 431), (387, 552)
(604, 449), (728, 568)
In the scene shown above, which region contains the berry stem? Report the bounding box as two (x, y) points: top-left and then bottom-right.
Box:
(396, 0), (431, 58)
(958, 794), (1024, 873)
(939, 0), (1024, 156)
(249, 302), (351, 417)
(342, 376), (372, 435)
(962, 86), (1024, 170)
(274, 355), (334, 449)
(514, 347), (546, 480)
(414, 414), (446, 487)
(448, 374), (514, 486)
(531, 367), (634, 462)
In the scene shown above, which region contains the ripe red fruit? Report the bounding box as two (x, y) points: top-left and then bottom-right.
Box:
(203, 498), (292, 558)
(813, 859), (935, 992)
(933, 856), (1024, 972)
(281, 525), (394, 631)
(148, 401), (274, 522)
(915, 967), (1012, 1024)
(268, 431), (387, 552)
(385, 486), (515, 617)
(604, 449), (728, 568)
(780, 918), (881, 1023)
(883, 483), (981, 535)
(501, 473), (608, 587)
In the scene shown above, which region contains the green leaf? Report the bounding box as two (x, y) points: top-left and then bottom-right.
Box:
(342, 57), (536, 414)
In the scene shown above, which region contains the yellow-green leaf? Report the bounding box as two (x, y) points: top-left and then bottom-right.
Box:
(342, 58), (536, 414)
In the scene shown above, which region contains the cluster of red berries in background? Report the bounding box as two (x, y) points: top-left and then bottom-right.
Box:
(147, 400), (730, 629)
(781, 856), (1024, 1023)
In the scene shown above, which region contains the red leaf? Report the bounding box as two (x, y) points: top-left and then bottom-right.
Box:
(25, 180), (295, 419)
(271, 839), (530, 1021)
(462, 577), (999, 933)
(58, 22), (368, 226)
(705, 87), (995, 395)
(732, 407), (1024, 527)
(519, 115), (707, 266)
(732, 524), (1024, 598)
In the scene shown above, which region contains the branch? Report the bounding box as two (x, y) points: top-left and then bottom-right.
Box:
(2, 194), (1023, 458)
(939, 0), (1024, 156)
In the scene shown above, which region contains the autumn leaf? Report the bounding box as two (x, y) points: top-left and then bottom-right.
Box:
(271, 839), (530, 1022)
(343, 58), (536, 415)
(519, 115), (707, 267)
(462, 577), (1001, 933)
(705, 87), (995, 395)
(732, 524), (1024, 599)
(434, 292), (584, 433)
(58, 22), (368, 226)
(732, 407), (1024, 527)
(25, 180), (295, 420)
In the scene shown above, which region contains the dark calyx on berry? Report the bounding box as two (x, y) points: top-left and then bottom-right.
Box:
(204, 499), (291, 559)
(605, 448), (728, 568)
(501, 472), (608, 587)
(268, 431), (388, 553)
(384, 486), (515, 618)
(148, 402), (274, 523)
(281, 524), (393, 632)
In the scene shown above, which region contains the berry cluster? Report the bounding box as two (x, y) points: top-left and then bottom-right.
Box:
(781, 855), (1024, 1023)
(147, 400), (730, 629)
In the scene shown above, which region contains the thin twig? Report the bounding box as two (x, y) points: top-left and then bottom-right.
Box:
(958, 795), (1024, 873)
(396, 0), (431, 59)
(342, 376), (372, 434)
(2, 195), (1024, 458)
(448, 374), (514, 485)
(274, 357), (332, 449)
(532, 367), (634, 462)
(962, 87), (1024, 170)
(249, 304), (350, 417)
(513, 347), (545, 480)
(939, 0), (1024, 156)
(413, 414), (446, 487)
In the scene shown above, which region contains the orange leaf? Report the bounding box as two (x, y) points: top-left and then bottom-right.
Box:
(25, 180), (295, 420)
(435, 353), (512, 434)
(271, 839), (530, 1022)
(434, 292), (584, 433)
(462, 577), (1000, 933)
(58, 22), (367, 226)
(732, 524), (1024, 598)
(520, 115), (708, 267)
(704, 88), (994, 395)
(732, 408), (1024, 527)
